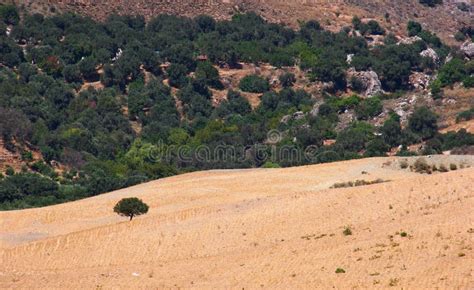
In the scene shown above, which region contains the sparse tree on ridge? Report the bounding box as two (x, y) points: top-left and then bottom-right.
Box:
(114, 197), (149, 220)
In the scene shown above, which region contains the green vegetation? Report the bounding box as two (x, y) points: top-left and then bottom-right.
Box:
(113, 197), (149, 220)
(0, 4), (19, 25)
(335, 268), (346, 273)
(456, 108), (474, 123)
(239, 74), (270, 93)
(355, 97), (383, 120)
(279, 72), (296, 88)
(352, 17), (385, 36)
(0, 8), (472, 210)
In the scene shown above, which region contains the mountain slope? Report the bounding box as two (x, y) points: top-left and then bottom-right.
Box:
(1, 156), (473, 288)
(2, 0), (472, 44)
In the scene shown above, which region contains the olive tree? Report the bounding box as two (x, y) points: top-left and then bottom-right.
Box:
(113, 197), (149, 220)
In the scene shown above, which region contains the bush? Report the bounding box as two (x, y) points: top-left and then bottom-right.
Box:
(449, 163), (457, 170)
(430, 79), (443, 99)
(437, 58), (467, 87)
(419, 0), (442, 7)
(239, 74), (269, 93)
(407, 21), (422, 37)
(167, 63), (189, 88)
(350, 76), (365, 93)
(408, 107), (438, 140)
(413, 158), (431, 174)
(332, 179), (387, 188)
(400, 160), (409, 169)
(456, 108), (474, 123)
(279, 72), (296, 88)
(21, 151), (33, 162)
(5, 166), (15, 176)
(457, 2), (470, 12)
(367, 20), (385, 35)
(454, 31), (466, 42)
(343, 226), (352, 236)
(355, 97), (383, 120)
(0, 5), (19, 25)
(63, 65), (82, 83)
(113, 197), (149, 220)
(463, 76), (474, 88)
(195, 61), (223, 89)
(335, 268), (346, 274)
(262, 161), (281, 168)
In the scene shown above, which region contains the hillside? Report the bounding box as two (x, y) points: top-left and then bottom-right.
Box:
(2, 0), (472, 44)
(1, 2), (474, 211)
(1, 156), (474, 288)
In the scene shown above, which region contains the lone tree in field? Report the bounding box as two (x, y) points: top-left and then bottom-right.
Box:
(114, 197), (149, 220)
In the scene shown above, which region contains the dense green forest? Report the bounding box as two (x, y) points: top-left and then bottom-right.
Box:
(0, 5), (473, 209)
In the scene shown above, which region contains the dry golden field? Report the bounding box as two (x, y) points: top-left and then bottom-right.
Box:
(1, 156), (473, 288)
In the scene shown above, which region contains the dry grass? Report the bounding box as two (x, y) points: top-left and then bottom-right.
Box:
(331, 178), (388, 188)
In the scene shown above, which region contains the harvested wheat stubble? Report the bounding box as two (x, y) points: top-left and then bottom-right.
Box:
(1, 156), (473, 288)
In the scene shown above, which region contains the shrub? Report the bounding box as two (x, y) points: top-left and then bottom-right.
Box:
(463, 76), (474, 88)
(437, 58), (467, 87)
(113, 197), (149, 220)
(0, 4), (19, 25)
(331, 179), (388, 189)
(407, 21), (422, 37)
(5, 166), (15, 176)
(21, 151), (34, 162)
(239, 74), (269, 93)
(167, 63), (189, 88)
(456, 108), (474, 123)
(350, 76), (365, 93)
(400, 160), (409, 169)
(430, 79), (443, 99)
(63, 65), (82, 83)
(457, 2), (470, 12)
(279, 72), (296, 88)
(335, 268), (346, 274)
(400, 231), (408, 237)
(454, 31), (466, 42)
(419, 0), (443, 7)
(413, 158), (431, 174)
(355, 97), (383, 120)
(195, 61), (223, 89)
(367, 20), (385, 35)
(262, 161), (281, 168)
(408, 107), (438, 140)
(439, 164), (448, 172)
(343, 226), (352, 236)
(449, 163), (457, 170)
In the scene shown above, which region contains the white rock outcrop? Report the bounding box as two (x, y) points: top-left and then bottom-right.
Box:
(409, 72), (432, 90)
(461, 41), (474, 59)
(420, 48), (439, 63)
(397, 36), (422, 45)
(347, 69), (383, 98)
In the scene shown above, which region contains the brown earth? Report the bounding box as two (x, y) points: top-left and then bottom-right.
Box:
(2, 0), (472, 45)
(1, 156), (473, 288)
